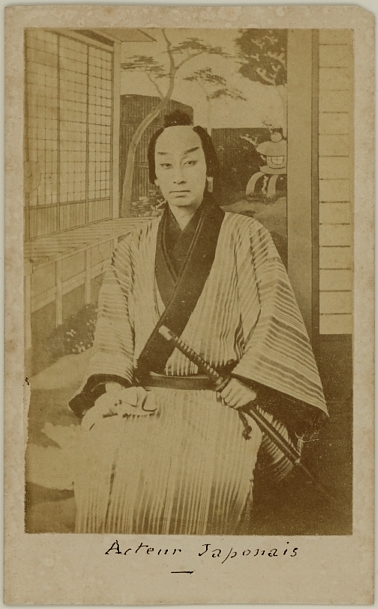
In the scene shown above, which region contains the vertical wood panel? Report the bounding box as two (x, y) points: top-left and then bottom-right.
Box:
(319, 112), (349, 134)
(319, 30), (353, 45)
(319, 157), (349, 179)
(318, 32), (353, 335)
(287, 29), (313, 336)
(55, 259), (63, 326)
(88, 199), (110, 223)
(85, 249), (91, 304)
(319, 179), (349, 201)
(319, 68), (351, 90)
(319, 314), (352, 334)
(320, 291), (352, 314)
(320, 269), (352, 291)
(319, 90), (350, 112)
(24, 274), (32, 351)
(59, 203), (86, 231)
(29, 207), (57, 239)
(311, 30), (320, 341)
(320, 224), (352, 246)
(319, 45), (350, 68)
(112, 41), (121, 219)
(319, 203), (350, 224)
(319, 135), (349, 156)
(319, 246), (352, 269)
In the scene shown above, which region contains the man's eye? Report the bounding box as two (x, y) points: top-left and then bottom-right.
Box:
(160, 163), (172, 169)
(185, 160), (197, 166)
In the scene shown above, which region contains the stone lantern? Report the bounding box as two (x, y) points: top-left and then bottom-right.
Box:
(246, 132), (287, 202)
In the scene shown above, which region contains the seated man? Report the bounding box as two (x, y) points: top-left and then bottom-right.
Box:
(69, 111), (328, 535)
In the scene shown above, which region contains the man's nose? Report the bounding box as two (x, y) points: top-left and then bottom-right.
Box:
(172, 166), (185, 183)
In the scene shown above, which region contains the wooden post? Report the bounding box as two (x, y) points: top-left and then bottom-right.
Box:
(111, 41), (121, 219)
(55, 259), (63, 327)
(24, 273), (32, 351)
(311, 30), (320, 347)
(287, 29), (314, 338)
(85, 248), (91, 304)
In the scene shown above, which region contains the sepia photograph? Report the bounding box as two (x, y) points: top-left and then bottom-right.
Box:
(4, 4), (374, 605)
(24, 25), (353, 536)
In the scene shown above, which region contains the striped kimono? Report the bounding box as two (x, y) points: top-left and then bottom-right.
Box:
(71, 201), (328, 535)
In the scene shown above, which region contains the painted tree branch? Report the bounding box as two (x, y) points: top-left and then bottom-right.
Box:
(184, 67), (245, 135)
(121, 29), (178, 216)
(145, 72), (164, 99)
(120, 32), (231, 215)
(235, 29), (287, 134)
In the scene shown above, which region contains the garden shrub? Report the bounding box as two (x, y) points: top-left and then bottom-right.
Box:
(45, 304), (97, 363)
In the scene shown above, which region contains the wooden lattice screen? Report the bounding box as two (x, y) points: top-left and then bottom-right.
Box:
(25, 29), (113, 240)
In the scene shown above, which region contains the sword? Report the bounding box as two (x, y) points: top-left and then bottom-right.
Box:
(158, 325), (337, 506)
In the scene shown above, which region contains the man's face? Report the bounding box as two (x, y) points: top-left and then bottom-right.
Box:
(154, 126), (207, 213)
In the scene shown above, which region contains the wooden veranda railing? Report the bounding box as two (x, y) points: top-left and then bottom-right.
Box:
(24, 218), (149, 351)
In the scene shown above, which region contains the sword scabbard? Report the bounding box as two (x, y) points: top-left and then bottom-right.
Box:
(158, 324), (339, 509)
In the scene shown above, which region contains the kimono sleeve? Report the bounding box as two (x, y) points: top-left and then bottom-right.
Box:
(232, 221), (328, 417)
(69, 236), (135, 417)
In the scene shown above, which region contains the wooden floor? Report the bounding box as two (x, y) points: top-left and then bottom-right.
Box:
(25, 217), (149, 268)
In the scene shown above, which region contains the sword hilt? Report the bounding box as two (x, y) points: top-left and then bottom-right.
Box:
(158, 326), (340, 508)
(159, 326), (300, 453)
(158, 326), (229, 391)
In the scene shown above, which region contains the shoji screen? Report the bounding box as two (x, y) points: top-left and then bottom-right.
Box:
(87, 45), (112, 223)
(25, 29), (113, 239)
(26, 29), (59, 237)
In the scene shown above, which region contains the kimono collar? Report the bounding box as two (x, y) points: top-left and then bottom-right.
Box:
(164, 200), (206, 279)
(137, 195), (225, 374)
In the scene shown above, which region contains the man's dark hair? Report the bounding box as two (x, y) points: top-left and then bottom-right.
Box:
(147, 111), (219, 184)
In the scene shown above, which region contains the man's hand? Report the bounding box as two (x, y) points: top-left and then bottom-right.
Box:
(218, 378), (256, 409)
(81, 392), (122, 431)
(81, 385), (156, 431)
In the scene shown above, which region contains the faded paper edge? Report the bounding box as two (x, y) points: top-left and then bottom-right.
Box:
(4, 4), (375, 605)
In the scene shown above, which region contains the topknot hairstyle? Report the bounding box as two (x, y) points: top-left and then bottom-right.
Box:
(147, 110), (219, 185)
(163, 110), (192, 128)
